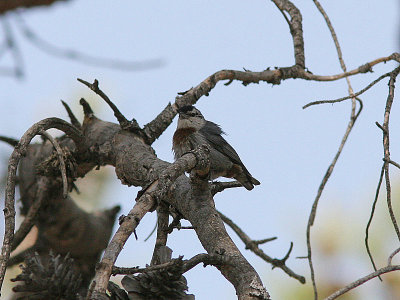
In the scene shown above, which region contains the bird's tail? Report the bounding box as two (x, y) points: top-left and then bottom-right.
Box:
(236, 173), (260, 191)
(251, 176), (260, 186)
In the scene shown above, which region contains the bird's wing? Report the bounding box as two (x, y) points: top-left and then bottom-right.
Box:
(200, 121), (246, 167)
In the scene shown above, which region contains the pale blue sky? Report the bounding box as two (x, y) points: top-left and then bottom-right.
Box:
(0, 1), (399, 299)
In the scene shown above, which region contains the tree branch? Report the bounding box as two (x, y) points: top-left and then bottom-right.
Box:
(271, 0), (305, 68)
(306, 1), (363, 297)
(112, 253), (228, 276)
(89, 145), (211, 298)
(39, 130), (68, 198)
(0, 118), (85, 293)
(365, 164), (385, 279)
(381, 66), (400, 241)
(218, 211), (305, 284)
(324, 265), (400, 300)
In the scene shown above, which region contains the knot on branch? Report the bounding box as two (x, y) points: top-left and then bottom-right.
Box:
(271, 242), (293, 269)
(279, 65), (305, 80)
(359, 63), (373, 74)
(390, 52), (400, 63)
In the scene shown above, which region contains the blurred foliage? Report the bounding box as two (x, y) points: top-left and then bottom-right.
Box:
(267, 180), (400, 299)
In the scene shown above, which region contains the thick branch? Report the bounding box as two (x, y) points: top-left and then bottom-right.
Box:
(89, 147), (209, 298)
(150, 203), (169, 265)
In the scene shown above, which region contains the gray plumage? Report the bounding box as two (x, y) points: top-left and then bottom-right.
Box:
(173, 105), (260, 190)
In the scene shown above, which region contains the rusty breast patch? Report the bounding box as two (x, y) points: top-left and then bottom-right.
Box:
(173, 127), (197, 147)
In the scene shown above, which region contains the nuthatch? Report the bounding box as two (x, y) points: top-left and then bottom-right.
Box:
(172, 105), (260, 190)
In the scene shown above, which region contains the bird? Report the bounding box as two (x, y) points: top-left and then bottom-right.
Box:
(172, 105), (260, 190)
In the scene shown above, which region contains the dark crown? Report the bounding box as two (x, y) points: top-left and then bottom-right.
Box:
(178, 105), (195, 114)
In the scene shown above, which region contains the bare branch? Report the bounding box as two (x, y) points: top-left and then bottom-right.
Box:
(303, 70), (393, 109)
(112, 253), (228, 276)
(150, 204), (169, 265)
(14, 14), (164, 71)
(0, 135), (19, 147)
(212, 180), (243, 195)
(142, 102), (177, 144)
(89, 146), (210, 297)
(365, 164), (384, 280)
(307, 1), (360, 298)
(61, 100), (82, 130)
(324, 265), (400, 300)
(218, 211), (305, 284)
(387, 159), (400, 170)
(1, 17), (23, 78)
(381, 66), (400, 241)
(271, 0), (305, 68)
(39, 130), (68, 198)
(388, 247), (400, 266)
(11, 177), (47, 252)
(77, 78), (141, 132)
(250, 237), (278, 247)
(0, 118), (85, 292)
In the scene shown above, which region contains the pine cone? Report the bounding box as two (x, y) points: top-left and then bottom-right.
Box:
(11, 251), (83, 300)
(121, 247), (194, 300)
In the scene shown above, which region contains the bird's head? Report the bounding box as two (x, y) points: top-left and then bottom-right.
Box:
(176, 105), (206, 130)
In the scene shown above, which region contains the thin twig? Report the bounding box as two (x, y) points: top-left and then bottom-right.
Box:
(11, 177), (47, 252)
(303, 71), (392, 109)
(381, 67), (400, 241)
(14, 14), (164, 71)
(61, 100), (82, 130)
(0, 135), (19, 147)
(218, 210), (305, 283)
(304, 54), (399, 81)
(1, 17), (23, 78)
(307, 1), (360, 299)
(40, 130), (68, 198)
(324, 265), (400, 300)
(365, 164), (384, 280)
(77, 78), (141, 133)
(388, 247), (400, 265)
(112, 253), (227, 276)
(250, 237), (278, 247)
(144, 222), (157, 242)
(387, 159), (400, 170)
